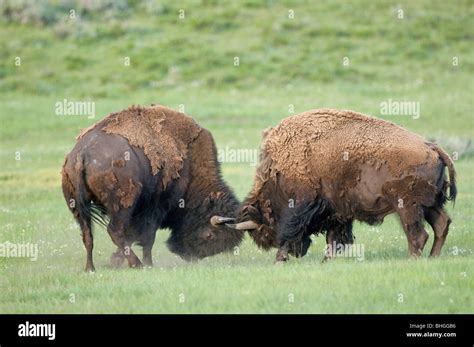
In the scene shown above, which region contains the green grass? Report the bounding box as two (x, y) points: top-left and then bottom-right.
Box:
(0, 0), (473, 313)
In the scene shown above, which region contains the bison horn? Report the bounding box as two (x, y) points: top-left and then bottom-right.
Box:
(225, 220), (258, 230)
(210, 216), (236, 226)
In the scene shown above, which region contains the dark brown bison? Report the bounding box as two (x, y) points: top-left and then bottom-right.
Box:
(220, 109), (456, 262)
(62, 105), (242, 271)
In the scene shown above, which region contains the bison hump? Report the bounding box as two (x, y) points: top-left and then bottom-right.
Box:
(77, 105), (202, 188)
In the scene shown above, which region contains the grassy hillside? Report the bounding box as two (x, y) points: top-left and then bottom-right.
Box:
(0, 0), (473, 313)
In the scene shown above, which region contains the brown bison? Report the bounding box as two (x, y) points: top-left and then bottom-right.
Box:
(62, 105), (242, 271)
(220, 109), (456, 262)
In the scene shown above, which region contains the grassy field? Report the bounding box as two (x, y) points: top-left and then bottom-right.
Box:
(0, 0), (473, 313)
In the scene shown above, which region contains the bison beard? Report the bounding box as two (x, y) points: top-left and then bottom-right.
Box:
(227, 109), (456, 262)
(62, 105), (243, 271)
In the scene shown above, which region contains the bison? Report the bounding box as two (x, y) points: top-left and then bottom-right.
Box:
(62, 105), (242, 271)
(219, 109), (457, 262)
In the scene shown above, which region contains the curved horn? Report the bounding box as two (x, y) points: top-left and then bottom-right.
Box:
(210, 216), (236, 226)
(225, 220), (258, 230)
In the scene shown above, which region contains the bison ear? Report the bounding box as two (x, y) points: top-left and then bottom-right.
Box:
(210, 216), (236, 226)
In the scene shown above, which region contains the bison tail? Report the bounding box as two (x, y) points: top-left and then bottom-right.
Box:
(72, 155), (108, 229)
(429, 143), (457, 204)
(71, 155), (94, 228)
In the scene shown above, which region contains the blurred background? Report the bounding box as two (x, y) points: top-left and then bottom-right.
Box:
(0, 0), (473, 313)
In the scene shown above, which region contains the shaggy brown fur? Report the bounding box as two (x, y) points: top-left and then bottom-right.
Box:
(265, 109), (439, 189)
(62, 105), (242, 271)
(78, 105), (202, 189)
(233, 109), (456, 262)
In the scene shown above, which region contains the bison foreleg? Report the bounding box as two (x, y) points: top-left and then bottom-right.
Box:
(323, 221), (354, 262)
(276, 199), (328, 262)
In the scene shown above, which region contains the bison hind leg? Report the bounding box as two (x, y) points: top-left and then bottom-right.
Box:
(397, 205), (429, 257)
(62, 167), (96, 272)
(107, 210), (143, 269)
(424, 206), (451, 257)
(78, 213), (95, 272)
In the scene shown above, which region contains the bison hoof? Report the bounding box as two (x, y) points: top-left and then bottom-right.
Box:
(129, 262), (143, 269)
(321, 256), (332, 263)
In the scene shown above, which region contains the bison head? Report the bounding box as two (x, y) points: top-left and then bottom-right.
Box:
(223, 204), (312, 258)
(223, 204), (279, 251)
(166, 192), (244, 261)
